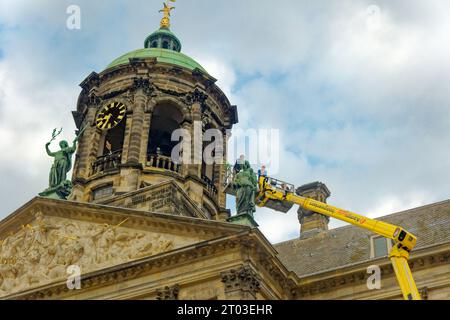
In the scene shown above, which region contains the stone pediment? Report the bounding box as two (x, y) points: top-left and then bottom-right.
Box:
(99, 180), (208, 219)
(0, 197), (246, 298)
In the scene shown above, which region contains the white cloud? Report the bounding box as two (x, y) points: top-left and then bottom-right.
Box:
(1, 0), (450, 244)
(367, 191), (432, 219)
(256, 207), (299, 243)
(194, 55), (237, 98)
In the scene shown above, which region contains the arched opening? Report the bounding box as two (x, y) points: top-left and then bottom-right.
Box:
(162, 40), (169, 49)
(147, 103), (184, 170)
(151, 41), (158, 48)
(92, 116), (126, 175)
(103, 116), (126, 156)
(202, 123), (218, 193)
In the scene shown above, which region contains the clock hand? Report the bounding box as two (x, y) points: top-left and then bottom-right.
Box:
(102, 114), (112, 130)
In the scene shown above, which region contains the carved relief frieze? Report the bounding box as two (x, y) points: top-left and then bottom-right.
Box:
(0, 212), (175, 297)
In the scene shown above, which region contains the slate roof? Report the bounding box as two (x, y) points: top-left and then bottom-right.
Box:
(274, 199), (450, 277)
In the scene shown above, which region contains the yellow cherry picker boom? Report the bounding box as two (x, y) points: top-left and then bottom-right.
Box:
(254, 176), (421, 300)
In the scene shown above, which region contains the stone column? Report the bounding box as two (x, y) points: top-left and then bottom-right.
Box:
(182, 89), (209, 209)
(186, 88), (208, 179)
(217, 128), (229, 209)
(70, 99), (101, 202)
(116, 89), (147, 194)
(180, 120), (192, 177)
(127, 89), (146, 165)
(120, 116), (133, 164)
(190, 101), (203, 178)
(139, 100), (155, 166)
(74, 103), (100, 178)
(217, 208), (231, 222)
(296, 182), (331, 239)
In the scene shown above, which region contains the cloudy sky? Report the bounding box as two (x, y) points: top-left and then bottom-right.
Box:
(1, 0), (450, 243)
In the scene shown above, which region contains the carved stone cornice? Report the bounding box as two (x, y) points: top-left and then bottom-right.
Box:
(129, 57), (157, 71)
(221, 265), (261, 299)
(120, 162), (143, 170)
(97, 62), (233, 112)
(156, 284), (180, 300)
(100, 88), (130, 102)
(79, 72), (100, 91)
(169, 67), (184, 76)
(87, 79), (220, 116)
(201, 103), (224, 128)
(81, 64), (235, 126)
(258, 254), (298, 299)
(151, 85), (207, 109)
(76, 89), (101, 115)
(87, 93), (102, 107)
(152, 84), (189, 104)
(132, 77), (154, 96)
(188, 88), (208, 105)
(191, 68), (217, 87)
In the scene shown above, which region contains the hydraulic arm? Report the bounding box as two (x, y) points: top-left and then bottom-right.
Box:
(255, 176), (421, 300)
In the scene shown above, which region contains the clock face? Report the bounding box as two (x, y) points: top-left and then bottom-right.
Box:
(96, 102), (126, 130)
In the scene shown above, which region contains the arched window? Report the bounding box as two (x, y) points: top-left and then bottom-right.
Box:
(92, 116), (126, 175)
(103, 115), (126, 156)
(147, 103), (183, 159)
(151, 41), (158, 48)
(162, 41), (169, 49)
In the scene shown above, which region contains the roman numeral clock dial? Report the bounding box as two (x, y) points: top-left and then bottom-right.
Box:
(96, 102), (126, 130)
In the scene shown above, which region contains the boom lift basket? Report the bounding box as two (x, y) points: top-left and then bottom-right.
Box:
(255, 177), (294, 213)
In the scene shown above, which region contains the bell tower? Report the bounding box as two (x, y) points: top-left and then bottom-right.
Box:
(70, 4), (238, 221)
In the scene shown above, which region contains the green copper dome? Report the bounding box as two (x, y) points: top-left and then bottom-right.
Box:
(106, 48), (207, 73)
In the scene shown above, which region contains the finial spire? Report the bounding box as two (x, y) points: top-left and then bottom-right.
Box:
(144, 0), (181, 51)
(159, 0), (176, 29)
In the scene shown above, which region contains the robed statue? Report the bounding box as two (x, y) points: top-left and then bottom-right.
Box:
(39, 127), (85, 199)
(233, 160), (258, 216)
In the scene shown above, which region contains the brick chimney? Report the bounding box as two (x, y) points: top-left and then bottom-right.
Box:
(296, 182), (331, 239)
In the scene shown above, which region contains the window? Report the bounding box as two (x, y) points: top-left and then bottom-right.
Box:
(102, 115), (126, 156)
(151, 41), (158, 48)
(147, 103), (183, 158)
(371, 236), (392, 258)
(93, 185), (113, 200)
(162, 41), (169, 49)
